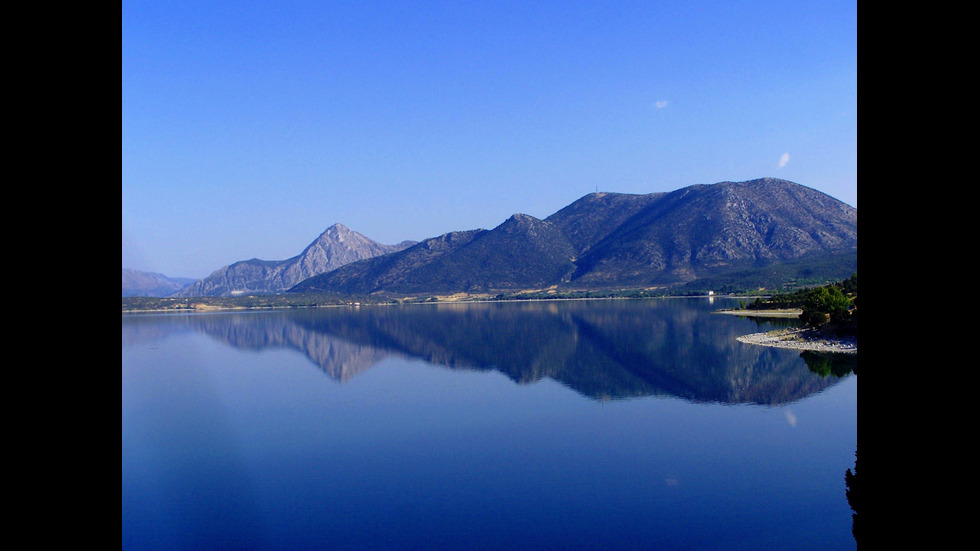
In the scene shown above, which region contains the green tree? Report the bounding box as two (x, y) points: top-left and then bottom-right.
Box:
(800, 285), (852, 328)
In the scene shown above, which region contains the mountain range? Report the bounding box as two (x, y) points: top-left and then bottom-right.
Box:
(124, 178), (856, 298)
(292, 178), (856, 295)
(171, 223), (416, 297)
(122, 269), (197, 297)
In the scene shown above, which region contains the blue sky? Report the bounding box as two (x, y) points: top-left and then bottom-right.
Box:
(122, 0), (857, 279)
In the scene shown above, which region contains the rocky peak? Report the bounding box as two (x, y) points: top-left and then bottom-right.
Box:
(173, 223), (416, 297)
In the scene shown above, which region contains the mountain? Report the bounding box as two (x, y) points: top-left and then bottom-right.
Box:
(392, 214), (578, 293)
(174, 223), (416, 297)
(122, 269), (196, 297)
(544, 190), (666, 255)
(289, 229), (488, 295)
(567, 178), (858, 286)
(291, 178), (856, 295)
(291, 213), (580, 295)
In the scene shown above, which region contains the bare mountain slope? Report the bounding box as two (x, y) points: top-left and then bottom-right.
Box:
(293, 213), (578, 294)
(291, 178), (856, 295)
(174, 223), (415, 297)
(570, 178), (857, 286)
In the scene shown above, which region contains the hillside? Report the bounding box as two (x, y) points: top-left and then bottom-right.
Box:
(173, 223), (416, 297)
(290, 229), (488, 295)
(544, 191), (665, 255)
(292, 178), (857, 296)
(570, 178), (857, 286)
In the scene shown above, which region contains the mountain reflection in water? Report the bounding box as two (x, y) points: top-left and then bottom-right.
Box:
(121, 298), (853, 405)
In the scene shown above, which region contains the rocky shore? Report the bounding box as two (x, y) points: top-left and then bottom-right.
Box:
(737, 327), (857, 354)
(716, 308), (802, 318)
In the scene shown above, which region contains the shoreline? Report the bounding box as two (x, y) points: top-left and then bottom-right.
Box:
(715, 308), (802, 318)
(122, 294), (729, 314)
(737, 327), (856, 354)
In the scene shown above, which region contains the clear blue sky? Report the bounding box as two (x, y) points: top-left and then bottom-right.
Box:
(122, 0), (857, 279)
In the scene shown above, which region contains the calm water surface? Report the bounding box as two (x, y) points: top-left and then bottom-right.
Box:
(122, 298), (857, 550)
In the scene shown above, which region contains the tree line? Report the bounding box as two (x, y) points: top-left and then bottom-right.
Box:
(747, 273), (857, 333)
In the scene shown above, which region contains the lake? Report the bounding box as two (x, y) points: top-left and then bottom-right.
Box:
(122, 297), (857, 550)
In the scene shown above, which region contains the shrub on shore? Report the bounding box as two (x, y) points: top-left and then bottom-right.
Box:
(748, 273), (857, 336)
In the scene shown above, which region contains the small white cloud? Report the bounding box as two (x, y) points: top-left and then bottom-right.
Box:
(785, 410), (797, 427)
(778, 152), (790, 169)
(655, 100), (668, 109)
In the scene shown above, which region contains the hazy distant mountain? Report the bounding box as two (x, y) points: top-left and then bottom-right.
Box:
(122, 269), (196, 297)
(292, 178), (856, 295)
(174, 223), (416, 297)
